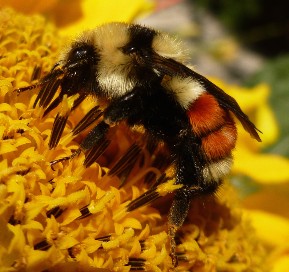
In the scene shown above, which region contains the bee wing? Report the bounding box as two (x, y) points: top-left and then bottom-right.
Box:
(151, 54), (262, 142)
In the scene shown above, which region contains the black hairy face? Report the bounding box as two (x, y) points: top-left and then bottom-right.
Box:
(61, 42), (99, 95)
(61, 23), (168, 98)
(66, 42), (98, 65)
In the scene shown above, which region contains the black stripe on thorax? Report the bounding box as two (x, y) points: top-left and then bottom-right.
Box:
(127, 24), (157, 51)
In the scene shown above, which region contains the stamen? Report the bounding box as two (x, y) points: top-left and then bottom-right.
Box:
(83, 139), (110, 168)
(76, 205), (92, 220)
(16, 128), (25, 134)
(14, 65), (63, 96)
(43, 96), (63, 117)
(46, 206), (64, 218)
(31, 65), (42, 81)
(139, 240), (146, 251)
(49, 113), (69, 149)
(71, 93), (88, 111)
(118, 166), (135, 188)
(72, 106), (102, 136)
(125, 257), (146, 270)
(127, 175), (179, 212)
(95, 235), (111, 242)
(34, 239), (51, 251)
(35, 77), (62, 108)
(109, 144), (142, 177)
(150, 173), (168, 189)
(126, 188), (160, 212)
(16, 168), (30, 176)
(43, 90), (87, 117)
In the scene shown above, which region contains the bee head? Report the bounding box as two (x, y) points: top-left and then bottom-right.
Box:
(59, 23), (187, 99)
(90, 23), (160, 98)
(57, 41), (99, 96)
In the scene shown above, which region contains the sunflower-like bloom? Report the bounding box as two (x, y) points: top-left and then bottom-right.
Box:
(0, 8), (268, 272)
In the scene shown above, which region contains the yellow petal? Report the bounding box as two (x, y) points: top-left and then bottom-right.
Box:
(26, 247), (51, 271)
(102, 228), (134, 250)
(0, 218), (13, 251)
(233, 149), (289, 183)
(0, 141), (17, 154)
(243, 209), (289, 247)
(25, 202), (47, 221)
(120, 217), (142, 229)
(272, 256), (289, 272)
(14, 136), (31, 147)
(88, 191), (115, 214)
(140, 242), (157, 259)
(0, 79), (13, 97)
(82, 236), (102, 254)
(0, 103), (12, 111)
(0, 0), (57, 13)
(7, 224), (26, 254)
(57, 235), (80, 250)
(22, 220), (44, 231)
(59, 0), (155, 36)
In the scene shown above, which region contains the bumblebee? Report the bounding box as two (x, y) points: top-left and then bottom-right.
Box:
(16, 22), (261, 266)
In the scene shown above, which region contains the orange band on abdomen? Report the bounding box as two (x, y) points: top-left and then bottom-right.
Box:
(187, 93), (237, 160)
(187, 93), (225, 136)
(201, 121), (237, 160)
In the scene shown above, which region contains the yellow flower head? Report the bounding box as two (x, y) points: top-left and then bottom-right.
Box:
(0, 8), (268, 272)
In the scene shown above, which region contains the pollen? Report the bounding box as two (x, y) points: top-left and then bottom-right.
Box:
(0, 8), (267, 271)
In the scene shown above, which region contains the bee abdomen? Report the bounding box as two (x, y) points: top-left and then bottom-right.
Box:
(187, 93), (237, 181)
(201, 117), (237, 161)
(187, 92), (237, 160)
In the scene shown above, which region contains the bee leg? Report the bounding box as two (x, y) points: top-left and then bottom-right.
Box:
(168, 179), (220, 267)
(168, 186), (193, 267)
(49, 89), (143, 169)
(50, 121), (109, 169)
(102, 88), (143, 125)
(80, 88), (144, 150)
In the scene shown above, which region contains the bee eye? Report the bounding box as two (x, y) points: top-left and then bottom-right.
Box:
(127, 46), (136, 53)
(67, 43), (97, 64)
(122, 45), (137, 55)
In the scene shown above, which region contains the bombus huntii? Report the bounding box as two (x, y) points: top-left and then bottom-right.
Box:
(16, 22), (261, 267)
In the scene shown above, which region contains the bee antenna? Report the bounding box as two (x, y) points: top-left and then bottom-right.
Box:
(50, 149), (81, 171)
(14, 63), (64, 95)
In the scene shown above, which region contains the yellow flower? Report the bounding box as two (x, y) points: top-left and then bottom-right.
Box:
(0, 7), (269, 272)
(1, 0), (155, 36)
(58, 0), (154, 36)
